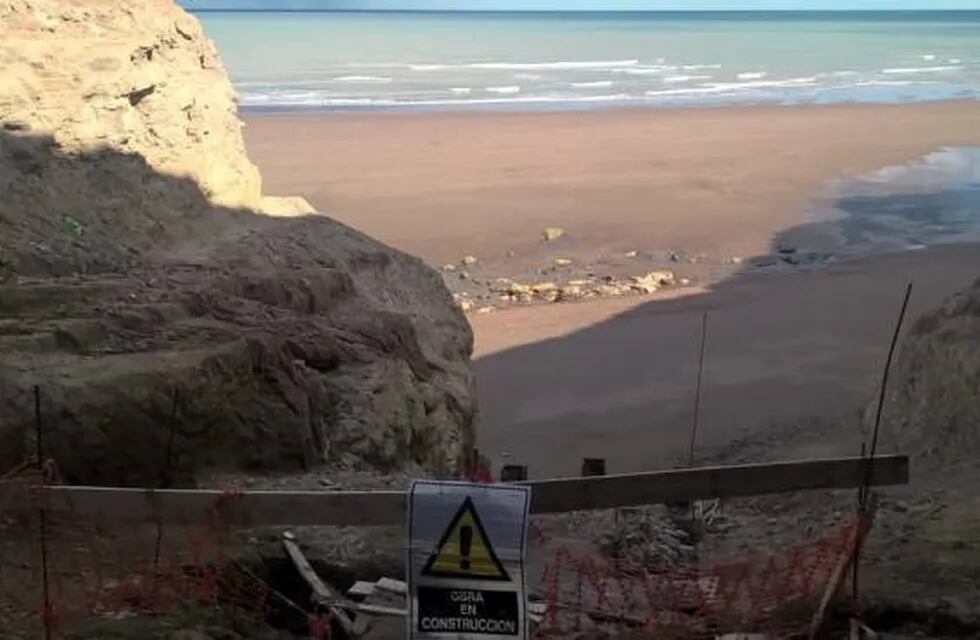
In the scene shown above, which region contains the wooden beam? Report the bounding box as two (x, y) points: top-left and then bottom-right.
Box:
(0, 455), (907, 527)
(283, 533), (367, 637)
(0, 483), (406, 527)
(524, 455), (908, 514)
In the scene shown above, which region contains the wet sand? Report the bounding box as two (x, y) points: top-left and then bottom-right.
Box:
(246, 101), (980, 270)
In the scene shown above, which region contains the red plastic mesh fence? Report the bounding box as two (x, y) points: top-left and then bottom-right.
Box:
(2, 459), (869, 640)
(533, 515), (870, 639)
(0, 462), (333, 640)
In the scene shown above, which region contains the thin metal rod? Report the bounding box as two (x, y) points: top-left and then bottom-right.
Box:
(862, 281), (913, 505)
(688, 311), (709, 467)
(34, 385), (52, 640)
(852, 441), (866, 611)
(153, 389), (180, 568)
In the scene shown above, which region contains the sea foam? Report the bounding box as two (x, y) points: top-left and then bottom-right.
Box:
(332, 75), (393, 84)
(663, 75), (712, 83)
(881, 65), (963, 75)
(486, 85), (521, 94)
(468, 59), (640, 70)
(570, 80), (615, 88)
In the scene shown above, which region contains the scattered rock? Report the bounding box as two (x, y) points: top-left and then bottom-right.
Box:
(458, 271), (469, 280)
(624, 250), (638, 258)
(507, 282), (531, 295)
(442, 264), (457, 272)
(461, 255), (478, 266)
(558, 285), (583, 300)
(679, 277), (692, 286)
(596, 284), (624, 297)
(644, 270), (676, 285)
(730, 256), (743, 264)
(476, 306), (494, 314)
(458, 300), (474, 312)
(531, 282), (557, 294)
(630, 270), (676, 294)
(630, 279), (659, 295)
(568, 279), (592, 287)
(542, 227), (565, 242)
(553, 258), (572, 267)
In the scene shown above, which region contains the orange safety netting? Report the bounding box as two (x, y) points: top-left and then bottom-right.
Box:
(535, 516), (869, 639)
(0, 462), (336, 640)
(3, 460), (869, 640)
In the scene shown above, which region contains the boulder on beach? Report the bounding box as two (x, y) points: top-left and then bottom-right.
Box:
(542, 227), (566, 242)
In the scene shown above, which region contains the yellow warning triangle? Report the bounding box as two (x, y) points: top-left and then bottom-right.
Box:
(422, 496), (510, 581)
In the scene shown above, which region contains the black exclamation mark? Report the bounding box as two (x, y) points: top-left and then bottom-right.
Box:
(459, 525), (473, 571)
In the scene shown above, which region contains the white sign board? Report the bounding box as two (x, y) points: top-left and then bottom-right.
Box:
(407, 480), (531, 640)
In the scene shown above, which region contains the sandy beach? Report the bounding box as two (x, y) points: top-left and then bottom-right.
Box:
(246, 101), (980, 269)
(245, 100), (980, 476)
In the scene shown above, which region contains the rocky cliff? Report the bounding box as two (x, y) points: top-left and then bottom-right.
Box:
(0, 0), (476, 484)
(0, 0), (263, 210)
(885, 278), (980, 461)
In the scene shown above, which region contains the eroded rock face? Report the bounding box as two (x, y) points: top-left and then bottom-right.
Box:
(0, 0), (261, 208)
(0, 1), (476, 484)
(885, 278), (980, 460)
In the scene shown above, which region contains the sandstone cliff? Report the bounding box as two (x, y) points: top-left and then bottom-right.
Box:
(885, 278), (980, 461)
(0, 0), (262, 209)
(0, 0), (476, 484)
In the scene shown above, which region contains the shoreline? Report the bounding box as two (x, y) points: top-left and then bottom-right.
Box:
(241, 97), (978, 120)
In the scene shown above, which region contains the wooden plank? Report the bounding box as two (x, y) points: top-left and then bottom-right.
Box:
(0, 456), (907, 527)
(0, 483), (405, 527)
(524, 455), (908, 514)
(282, 533), (368, 637)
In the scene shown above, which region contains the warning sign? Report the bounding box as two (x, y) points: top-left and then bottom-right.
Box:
(422, 497), (510, 581)
(408, 481), (530, 640)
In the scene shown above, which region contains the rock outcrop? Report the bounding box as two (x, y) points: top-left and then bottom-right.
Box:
(0, 0), (262, 210)
(885, 278), (980, 460)
(0, 0), (476, 484)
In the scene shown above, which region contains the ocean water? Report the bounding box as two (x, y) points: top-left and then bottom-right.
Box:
(194, 11), (980, 111)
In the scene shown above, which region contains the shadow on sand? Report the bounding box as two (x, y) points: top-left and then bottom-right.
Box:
(473, 149), (980, 478)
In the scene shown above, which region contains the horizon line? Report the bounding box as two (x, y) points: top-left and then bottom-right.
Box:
(184, 8), (980, 13)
